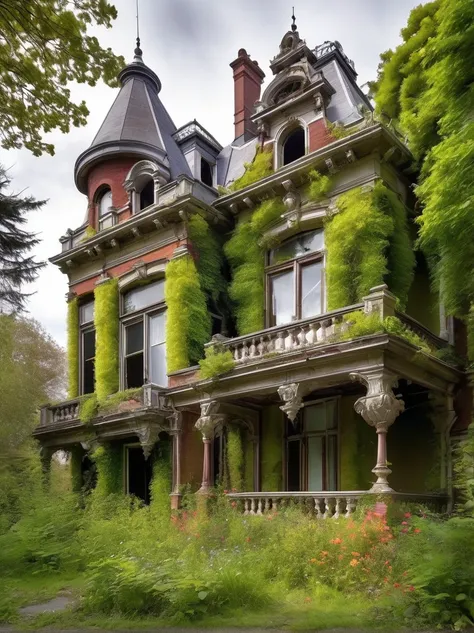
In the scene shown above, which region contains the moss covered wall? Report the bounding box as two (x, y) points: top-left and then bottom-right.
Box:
(92, 442), (124, 496)
(260, 406), (283, 491)
(406, 254), (440, 335)
(244, 433), (254, 491)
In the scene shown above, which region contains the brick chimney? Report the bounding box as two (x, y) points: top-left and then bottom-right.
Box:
(230, 49), (265, 142)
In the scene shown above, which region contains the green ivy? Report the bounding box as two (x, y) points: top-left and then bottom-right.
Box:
(98, 388), (142, 415)
(165, 254), (211, 372)
(67, 298), (79, 399)
(307, 169), (332, 201)
(94, 278), (119, 401)
(224, 198), (285, 335)
(91, 443), (123, 497)
(198, 346), (235, 380)
(150, 441), (172, 518)
(227, 426), (243, 491)
(229, 146), (273, 192)
(78, 393), (98, 424)
(188, 214), (225, 303)
(325, 182), (415, 310)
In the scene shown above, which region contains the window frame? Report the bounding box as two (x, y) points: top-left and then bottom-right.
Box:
(79, 299), (95, 396)
(265, 231), (325, 327)
(120, 281), (167, 389)
(284, 397), (339, 492)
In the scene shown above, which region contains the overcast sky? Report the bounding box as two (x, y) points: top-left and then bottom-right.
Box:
(0, 0), (420, 347)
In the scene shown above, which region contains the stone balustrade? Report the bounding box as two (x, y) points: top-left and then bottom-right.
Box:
(40, 398), (80, 426)
(395, 311), (448, 351)
(220, 304), (364, 364)
(226, 491), (366, 518)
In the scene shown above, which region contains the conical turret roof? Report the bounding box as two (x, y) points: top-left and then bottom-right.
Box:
(74, 43), (191, 194)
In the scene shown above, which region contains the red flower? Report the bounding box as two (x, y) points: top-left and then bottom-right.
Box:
(245, 536), (251, 543)
(401, 528), (408, 534)
(414, 528), (421, 534)
(393, 583), (401, 588)
(404, 512), (411, 518)
(330, 537), (342, 545)
(401, 521), (408, 526)
(408, 585), (415, 592)
(231, 501), (237, 508)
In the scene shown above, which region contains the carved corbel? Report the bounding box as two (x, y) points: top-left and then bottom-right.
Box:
(278, 383), (303, 423)
(345, 149), (356, 163)
(178, 209), (189, 223)
(135, 424), (161, 460)
(153, 218), (168, 230)
(325, 158), (338, 174)
(243, 197), (254, 209)
(281, 181), (301, 229)
(80, 438), (101, 454)
(109, 238), (119, 249)
(131, 227), (141, 238)
(195, 400), (226, 440)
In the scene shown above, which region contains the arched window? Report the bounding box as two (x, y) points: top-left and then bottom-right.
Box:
(266, 229), (324, 326)
(200, 158), (213, 187)
(139, 178), (154, 211)
(98, 189), (112, 217)
(283, 127), (305, 166)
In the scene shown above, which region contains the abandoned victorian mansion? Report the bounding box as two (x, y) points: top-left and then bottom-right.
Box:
(36, 21), (470, 516)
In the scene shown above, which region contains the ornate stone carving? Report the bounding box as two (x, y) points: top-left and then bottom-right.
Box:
(195, 400), (225, 440)
(278, 383), (303, 423)
(350, 369), (404, 492)
(135, 424), (161, 460)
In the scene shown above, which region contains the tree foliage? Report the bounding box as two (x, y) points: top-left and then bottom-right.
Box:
(0, 0), (124, 156)
(370, 0), (474, 319)
(0, 166), (45, 312)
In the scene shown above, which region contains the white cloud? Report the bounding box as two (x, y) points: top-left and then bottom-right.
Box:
(0, 0), (419, 347)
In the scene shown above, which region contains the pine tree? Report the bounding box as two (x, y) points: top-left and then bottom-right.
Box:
(0, 166), (45, 312)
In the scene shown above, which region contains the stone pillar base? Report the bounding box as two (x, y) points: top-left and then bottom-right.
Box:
(369, 482), (394, 494)
(170, 493), (182, 510)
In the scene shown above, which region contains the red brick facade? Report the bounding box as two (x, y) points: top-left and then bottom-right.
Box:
(230, 49), (265, 140)
(86, 158), (136, 229)
(308, 117), (336, 153)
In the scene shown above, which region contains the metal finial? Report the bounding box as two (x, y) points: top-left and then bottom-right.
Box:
(134, 0), (142, 57)
(291, 7), (297, 32)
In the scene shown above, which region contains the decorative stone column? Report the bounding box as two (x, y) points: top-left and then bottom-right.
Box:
(168, 409), (183, 510)
(350, 369), (405, 493)
(195, 401), (226, 494)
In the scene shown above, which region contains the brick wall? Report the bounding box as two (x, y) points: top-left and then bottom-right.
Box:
(308, 117), (336, 153)
(86, 158), (136, 228)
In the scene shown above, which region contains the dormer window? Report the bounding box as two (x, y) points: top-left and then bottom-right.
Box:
(139, 178), (154, 211)
(283, 126), (306, 166)
(96, 188), (116, 230)
(200, 158), (213, 188)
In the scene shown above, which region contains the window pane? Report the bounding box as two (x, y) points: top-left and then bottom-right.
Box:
(305, 404), (326, 432)
(83, 359), (95, 395)
(126, 353), (144, 389)
(271, 270), (294, 325)
(327, 435), (337, 491)
(149, 312), (166, 345)
(126, 321), (143, 355)
(150, 343), (167, 386)
(308, 436), (323, 491)
(99, 190), (113, 217)
(326, 400), (337, 430)
(301, 261), (322, 318)
(83, 330), (95, 361)
(269, 230), (324, 265)
(287, 440), (301, 491)
(79, 301), (94, 324)
(124, 280), (165, 314)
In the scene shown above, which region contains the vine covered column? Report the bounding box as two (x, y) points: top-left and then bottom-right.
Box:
(350, 369), (405, 493)
(195, 401), (226, 494)
(169, 409), (183, 510)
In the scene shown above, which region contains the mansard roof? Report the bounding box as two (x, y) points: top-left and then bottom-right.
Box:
(74, 45), (191, 194)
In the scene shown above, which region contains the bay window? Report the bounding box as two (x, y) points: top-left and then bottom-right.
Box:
(121, 280), (167, 388)
(286, 399), (338, 492)
(79, 300), (95, 395)
(267, 229), (324, 326)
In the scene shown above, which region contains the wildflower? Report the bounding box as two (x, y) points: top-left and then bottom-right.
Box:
(401, 528), (408, 534)
(338, 554), (343, 560)
(350, 559), (359, 567)
(408, 585), (415, 592)
(414, 528), (421, 534)
(310, 558), (317, 563)
(330, 537), (342, 545)
(403, 571), (408, 576)
(404, 512), (411, 518)
(304, 597), (312, 603)
(401, 521), (408, 526)
(245, 537), (251, 543)
(351, 552), (360, 557)
(223, 489), (229, 494)
(231, 501), (237, 508)
(384, 560), (390, 566)
(321, 551), (329, 557)
(394, 583), (401, 588)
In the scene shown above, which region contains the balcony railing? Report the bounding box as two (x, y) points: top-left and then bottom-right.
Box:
(226, 491), (365, 518)
(226, 491), (449, 517)
(40, 398), (80, 426)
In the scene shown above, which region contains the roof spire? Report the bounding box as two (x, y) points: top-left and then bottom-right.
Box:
(134, 0), (143, 61)
(291, 6), (297, 32)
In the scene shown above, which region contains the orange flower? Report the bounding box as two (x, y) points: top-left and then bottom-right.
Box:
(351, 551), (360, 557)
(304, 596), (312, 603)
(349, 558), (359, 567)
(393, 583), (401, 588)
(231, 501), (237, 508)
(245, 536), (251, 543)
(330, 537), (342, 545)
(321, 550), (329, 556)
(310, 558), (317, 563)
(414, 528), (421, 534)
(338, 554), (343, 560)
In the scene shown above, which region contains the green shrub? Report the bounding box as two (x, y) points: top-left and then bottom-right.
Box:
(229, 146), (273, 192)
(150, 443), (172, 519)
(91, 444), (123, 497)
(165, 254), (211, 372)
(198, 346), (235, 379)
(66, 298), (79, 398)
(98, 388), (142, 414)
(307, 169), (332, 201)
(325, 182), (415, 310)
(94, 278), (119, 401)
